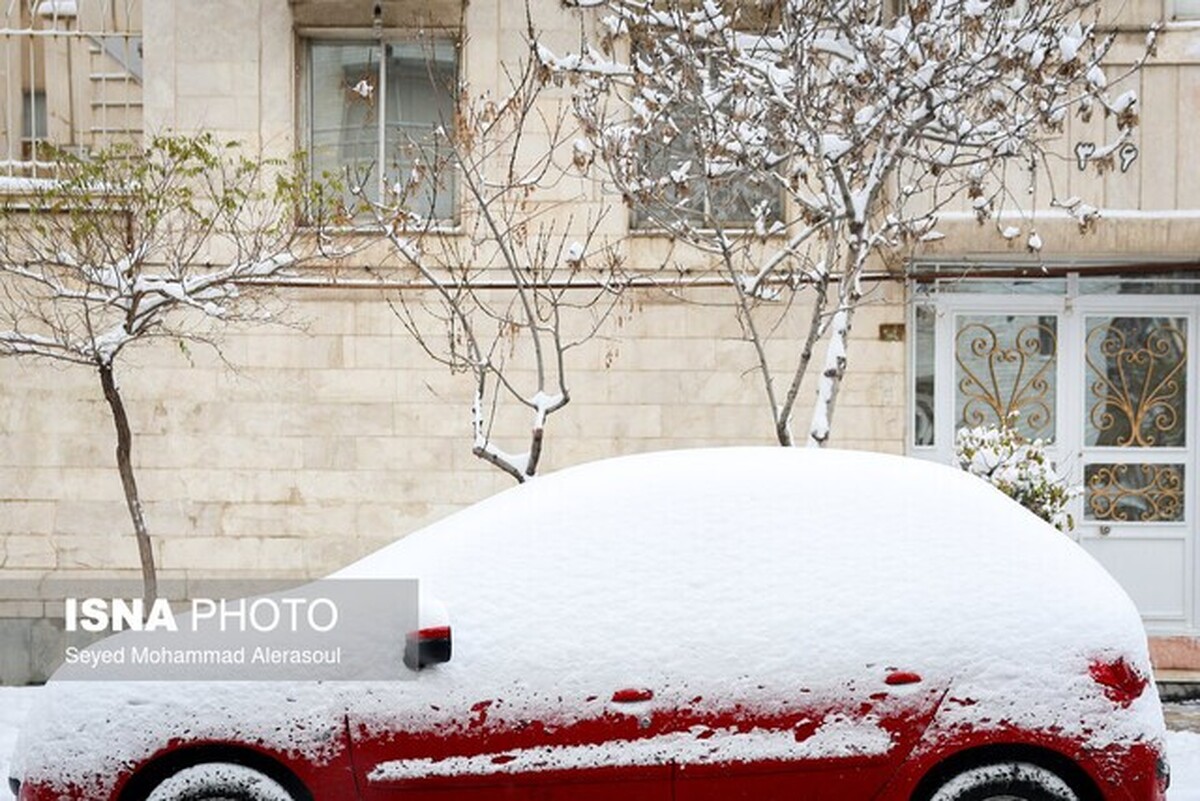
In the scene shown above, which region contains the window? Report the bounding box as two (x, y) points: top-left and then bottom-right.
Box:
(912, 303), (936, 447)
(21, 90), (47, 162)
(632, 117), (781, 230)
(954, 313), (1058, 442)
(1172, 0), (1200, 19)
(305, 38), (457, 221)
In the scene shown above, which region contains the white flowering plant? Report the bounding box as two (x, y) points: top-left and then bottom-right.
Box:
(955, 415), (1080, 532)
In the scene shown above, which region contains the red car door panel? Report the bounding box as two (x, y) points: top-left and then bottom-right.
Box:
(349, 678), (943, 801)
(348, 694), (672, 801)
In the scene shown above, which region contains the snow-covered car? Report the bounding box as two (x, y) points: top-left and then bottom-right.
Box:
(10, 448), (1168, 800)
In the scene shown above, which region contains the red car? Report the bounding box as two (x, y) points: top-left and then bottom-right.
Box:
(10, 449), (1168, 800)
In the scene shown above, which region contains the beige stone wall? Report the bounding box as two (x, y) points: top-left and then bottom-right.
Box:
(909, 7), (1200, 258)
(0, 281), (906, 582)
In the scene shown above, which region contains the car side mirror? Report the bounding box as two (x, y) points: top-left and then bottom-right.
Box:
(404, 626), (452, 670)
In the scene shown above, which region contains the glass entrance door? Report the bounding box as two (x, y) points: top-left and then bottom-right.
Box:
(914, 287), (1198, 634)
(1077, 314), (1192, 630)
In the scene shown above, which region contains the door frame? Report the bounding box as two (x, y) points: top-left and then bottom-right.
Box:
(908, 277), (1198, 635)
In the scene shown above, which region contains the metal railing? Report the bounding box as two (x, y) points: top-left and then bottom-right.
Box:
(0, 0), (141, 181)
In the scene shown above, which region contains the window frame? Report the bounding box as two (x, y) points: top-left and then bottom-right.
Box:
(297, 28), (461, 227)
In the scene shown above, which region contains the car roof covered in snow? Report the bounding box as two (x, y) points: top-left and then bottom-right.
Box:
(338, 448), (1148, 710)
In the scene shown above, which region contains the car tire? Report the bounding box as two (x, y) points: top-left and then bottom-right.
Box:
(928, 761), (1081, 801)
(144, 762), (298, 801)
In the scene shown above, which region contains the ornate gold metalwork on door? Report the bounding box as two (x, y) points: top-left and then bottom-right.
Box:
(955, 315), (1057, 441)
(1084, 463), (1185, 522)
(1086, 317), (1187, 448)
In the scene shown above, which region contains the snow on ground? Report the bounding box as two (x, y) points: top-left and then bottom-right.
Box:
(0, 685), (1197, 798)
(1172, 730), (1200, 801)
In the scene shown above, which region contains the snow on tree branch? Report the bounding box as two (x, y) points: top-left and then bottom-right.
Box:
(544, 0), (1155, 447)
(340, 32), (630, 483)
(0, 135), (315, 368)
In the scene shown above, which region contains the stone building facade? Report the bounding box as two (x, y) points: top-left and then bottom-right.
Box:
(1, 0), (1199, 680)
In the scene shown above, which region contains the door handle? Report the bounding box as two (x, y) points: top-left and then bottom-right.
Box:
(611, 688), (654, 730)
(1099, 525), (1112, 537)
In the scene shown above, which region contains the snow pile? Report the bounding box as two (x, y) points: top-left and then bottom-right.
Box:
(13, 682), (348, 797)
(0, 176), (58, 193)
(1170, 731), (1200, 801)
(0, 687), (39, 796)
(34, 0), (76, 18)
(13, 449), (1163, 792)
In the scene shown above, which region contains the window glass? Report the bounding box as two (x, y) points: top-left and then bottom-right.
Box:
(1079, 274), (1200, 295)
(1174, 0), (1200, 19)
(307, 39), (457, 221)
(913, 304), (935, 447)
(630, 37), (780, 230)
(309, 42), (379, 204)
(383, 40), (457, 220)
(1085, 316), (1187, 448)
(954, 313), (1057, 442)
(22, 90), (47, 138)
(1084, 463), (1185, 522)
(21, 90), (48, 162)
(914, 276), (1067, 295)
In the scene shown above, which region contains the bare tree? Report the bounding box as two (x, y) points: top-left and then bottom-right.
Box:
(0, 134), (320, 601)
(341, 29), (628, 483)
(544, 0), (1156, 446)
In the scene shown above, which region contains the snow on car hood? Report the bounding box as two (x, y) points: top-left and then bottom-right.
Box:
(12, 448), (1164, 792)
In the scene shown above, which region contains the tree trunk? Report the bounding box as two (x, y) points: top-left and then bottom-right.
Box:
(98, 361), (157, 603)
(808, 239), (867, 447)
(776, 273), (833, 447)
(807, 304), (856, 447)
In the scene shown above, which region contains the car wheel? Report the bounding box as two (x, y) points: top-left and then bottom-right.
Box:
(928, 761), (1080, 801)
(144, 762), (298, 801)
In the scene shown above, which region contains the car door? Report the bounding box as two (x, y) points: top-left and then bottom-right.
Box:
(346, 683), (673, 801)
(669, 670), (947, 801)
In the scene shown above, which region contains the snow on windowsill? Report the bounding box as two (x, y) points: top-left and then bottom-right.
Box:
(0, 176), (58, 193)
(936, 208), (1200, 222)
(34, 0), (77, 18)
(301, 221), (464, 238)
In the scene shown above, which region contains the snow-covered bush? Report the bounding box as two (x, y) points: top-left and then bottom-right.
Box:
(956, 416), (1079, 532)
